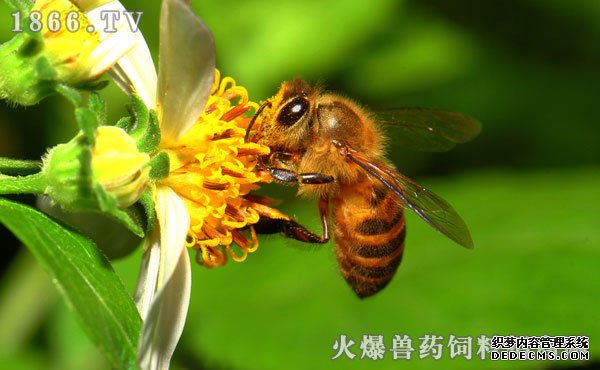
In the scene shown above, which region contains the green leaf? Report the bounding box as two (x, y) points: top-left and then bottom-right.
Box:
(93, 182), (145, 238)
(128, 94), (150, 137)
(137, 110), (161, 153)
(148, 151), (170, 180)
(0, 198), (141, 370)
(122, 94), (161, 153)
(0, 172), (45, 195)
(116, 116), (133, 131)
(138, 188), (156, 233)
(34, 56), (57, 80)
(0, 158), (41, 176)
(88, 93), (107, 127)
(110, 206), (145, 239)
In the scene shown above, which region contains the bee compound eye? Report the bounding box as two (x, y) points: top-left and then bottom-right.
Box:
(277, 96), (310, 126)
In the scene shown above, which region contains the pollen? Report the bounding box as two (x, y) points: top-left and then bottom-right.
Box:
(161, 70), (285, 268)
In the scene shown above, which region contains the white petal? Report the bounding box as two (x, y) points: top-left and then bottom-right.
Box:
(155, 187), (190, 285)
(135, 186), (191, 369)
(88, 31), (137, 78)
(87, 1), (158, 108)
(134, 231), (160, 320)
(138, 247), (191, 370)
(158, 0), (215, 142)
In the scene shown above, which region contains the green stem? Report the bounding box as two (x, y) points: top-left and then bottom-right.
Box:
(0, 172), (46, 194)
(0, 158), (42, 175)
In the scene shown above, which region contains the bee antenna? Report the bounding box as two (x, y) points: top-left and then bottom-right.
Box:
(245, 101), (271, 142)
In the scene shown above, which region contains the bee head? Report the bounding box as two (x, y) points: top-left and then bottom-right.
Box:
(248, 79), (320, 152)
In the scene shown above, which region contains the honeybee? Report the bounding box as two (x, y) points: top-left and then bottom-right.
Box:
(246, 79), (480, 298)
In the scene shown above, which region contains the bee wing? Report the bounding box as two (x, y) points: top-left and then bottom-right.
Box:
(376, 108), (481, 152)
(336, 143), (474, 249)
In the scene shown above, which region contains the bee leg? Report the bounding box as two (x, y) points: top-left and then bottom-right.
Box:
(254, 197), (331, 244)
(298, 173), (334, 184)
(270, 151), (294, 164)
(268, 167), (334, 185)
(268, 167), (299, 183)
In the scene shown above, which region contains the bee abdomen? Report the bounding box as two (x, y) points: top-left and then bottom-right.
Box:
(338, 243), (404, 298)
(334, 201), (406, 298)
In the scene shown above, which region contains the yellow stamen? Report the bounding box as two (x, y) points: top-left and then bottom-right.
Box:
(162, 70), (276, 268)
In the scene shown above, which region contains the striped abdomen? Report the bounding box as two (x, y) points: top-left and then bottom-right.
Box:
(332, 181), (406, 298)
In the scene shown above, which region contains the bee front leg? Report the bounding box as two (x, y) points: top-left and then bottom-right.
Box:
(254, 197), (331, 244)
(261, 151), (334, 184)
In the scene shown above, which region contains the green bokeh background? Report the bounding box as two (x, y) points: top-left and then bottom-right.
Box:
(0, 0), (598, 369)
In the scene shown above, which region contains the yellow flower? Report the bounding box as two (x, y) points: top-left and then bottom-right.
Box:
(32, 0), (116, 82)
(0, 0), (142, 105)
(87, 0), (285, 368)
(161, 69), (274, 268)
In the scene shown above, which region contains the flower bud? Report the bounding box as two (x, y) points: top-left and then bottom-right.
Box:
(43, 126), (150, 212)
(92, 126), (151, 207)
(0, 0), (136, 105)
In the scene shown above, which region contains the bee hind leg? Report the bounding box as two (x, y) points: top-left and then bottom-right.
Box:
(254, 197), (331, 244)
